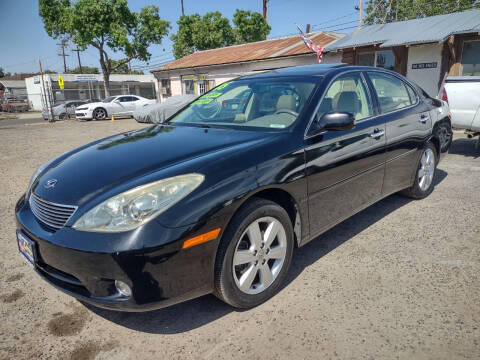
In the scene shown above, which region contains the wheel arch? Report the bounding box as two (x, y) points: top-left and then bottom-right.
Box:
(430, 115), (453, 162)
(227, 187), (303, 247)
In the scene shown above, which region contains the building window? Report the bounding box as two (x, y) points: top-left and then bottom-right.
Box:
(182, 75), (195, 95)
(357, 50), (395, 71)
(376, 50), (395, 70)
(161, 79), (171, 96)
(461, 40), (480, 76)
(358, 52), (375, 66)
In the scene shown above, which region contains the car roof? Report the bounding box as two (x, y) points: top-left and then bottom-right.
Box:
(238, 64), (392, 80)
(239, 63), (347, 79)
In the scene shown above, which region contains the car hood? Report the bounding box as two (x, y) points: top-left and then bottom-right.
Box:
(33, 125), (268, 206)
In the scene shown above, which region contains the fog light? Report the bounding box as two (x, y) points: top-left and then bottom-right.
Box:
(115, 280), (132, 297)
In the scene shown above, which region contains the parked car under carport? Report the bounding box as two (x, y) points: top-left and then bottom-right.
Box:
(134, 94), (198, 124)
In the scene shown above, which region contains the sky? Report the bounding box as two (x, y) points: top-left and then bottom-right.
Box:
(0, 0), (362, 74)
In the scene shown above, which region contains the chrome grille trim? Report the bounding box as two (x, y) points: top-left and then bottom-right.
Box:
(29, 193), (77, 230)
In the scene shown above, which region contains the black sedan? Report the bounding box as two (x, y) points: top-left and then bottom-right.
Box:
(15, 64), (452, 311)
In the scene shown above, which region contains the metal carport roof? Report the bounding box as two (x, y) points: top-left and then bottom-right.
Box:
(325, 9), (480, 51)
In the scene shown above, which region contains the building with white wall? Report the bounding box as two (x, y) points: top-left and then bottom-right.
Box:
(151, 31), (343, 102)
(25, 73), (158, 111)
(323, 9), (480, 97)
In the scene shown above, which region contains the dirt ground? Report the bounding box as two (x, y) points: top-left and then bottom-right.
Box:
(0, 118), (479, 360)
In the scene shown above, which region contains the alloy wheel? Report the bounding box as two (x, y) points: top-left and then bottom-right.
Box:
(232, 216), (287, 295)
(94, 108), (106, 120)
(418, 148), (435, 191)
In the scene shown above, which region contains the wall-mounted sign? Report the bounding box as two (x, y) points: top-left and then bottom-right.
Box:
(411, 62), (437, 69)
(58, 74), (64, 89)
(34, 76), (40, 84)
(74, 74), (98, 82)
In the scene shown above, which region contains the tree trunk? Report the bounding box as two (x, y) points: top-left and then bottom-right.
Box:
(98, 47), (111, 97)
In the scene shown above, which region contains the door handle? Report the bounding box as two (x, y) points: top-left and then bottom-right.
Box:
(369, 129), (385, 139)
(419, 114), (429, 124)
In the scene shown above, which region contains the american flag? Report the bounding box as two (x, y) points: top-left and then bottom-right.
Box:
(296, 24), (324, 63)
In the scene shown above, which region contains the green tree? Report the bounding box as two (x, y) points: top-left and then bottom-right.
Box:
(39, 0), (170, 96)
(108, 59), (144, 74)
(232, 10), (271, 43)
(0, 67), (11, 78)
(66, 66), (99, 74)
(172, 12), (234, 59)
(364, 0), (480, 24)
(171, 9), (270, 59)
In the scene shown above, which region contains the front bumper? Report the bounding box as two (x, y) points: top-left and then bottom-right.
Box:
(75, 109), (93, 120)
(15, 194), (222, 311)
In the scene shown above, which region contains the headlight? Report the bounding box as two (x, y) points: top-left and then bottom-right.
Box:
(72, 173), (204, 232)
(27, 159), (55, 193)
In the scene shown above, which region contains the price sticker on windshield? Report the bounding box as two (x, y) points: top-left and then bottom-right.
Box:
(214, 81), (232, 90)
(202, 92), (222, 99)
(192, 98), (214, 105)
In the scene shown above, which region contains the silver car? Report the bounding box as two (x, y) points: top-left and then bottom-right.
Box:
(42, 100), (89, 121)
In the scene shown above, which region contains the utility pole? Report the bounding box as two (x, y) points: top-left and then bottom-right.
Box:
(263, 0), (268, 23)
(72, 47), (83, 73)
(181, 0), (184, 16)
(358, 0), (363, 28)
(57, 39), (69, 73)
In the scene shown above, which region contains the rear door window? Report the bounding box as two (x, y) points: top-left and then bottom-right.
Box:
(367, 72), (413, 113)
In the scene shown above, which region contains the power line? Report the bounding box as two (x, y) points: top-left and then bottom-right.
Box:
(310, 12), (357, 27)
(130, 58), (175, 70)
(313, 20), (358, 30)
(2, 55), (58, 69)
(326, 25), (358, 32)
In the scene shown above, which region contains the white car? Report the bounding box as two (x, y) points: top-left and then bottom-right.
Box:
(75, 95), (156, 121)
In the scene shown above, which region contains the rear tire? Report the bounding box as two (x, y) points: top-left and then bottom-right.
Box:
(400, 142), (437, 199)
(214, 198), (294, 308)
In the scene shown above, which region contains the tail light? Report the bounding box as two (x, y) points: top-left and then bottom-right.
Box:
(441, 88), (448, 104)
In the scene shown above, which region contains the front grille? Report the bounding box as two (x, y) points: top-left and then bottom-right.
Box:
(29, 193), (77, 230)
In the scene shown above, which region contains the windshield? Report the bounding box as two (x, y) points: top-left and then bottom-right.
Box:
(102, 96), (116, 103)
(167, 78), (317, 130)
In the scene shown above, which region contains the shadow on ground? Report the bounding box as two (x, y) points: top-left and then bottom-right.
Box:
(85, 169), (448, 334)
(449, 138), (480, 159)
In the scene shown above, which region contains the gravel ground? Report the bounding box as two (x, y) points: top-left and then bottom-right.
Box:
(0, 119), (479, 360)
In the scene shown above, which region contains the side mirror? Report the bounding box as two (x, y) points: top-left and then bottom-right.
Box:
(318, 112), (355, 131)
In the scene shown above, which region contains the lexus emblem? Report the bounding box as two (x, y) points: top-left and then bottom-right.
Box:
(44, 179), (57, 189)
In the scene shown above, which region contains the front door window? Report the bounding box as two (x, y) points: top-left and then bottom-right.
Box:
(316, 72), (373, 124)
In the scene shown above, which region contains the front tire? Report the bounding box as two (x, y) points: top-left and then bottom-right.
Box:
(93, 108), (107, 120)
(214, 198), (294, 308)
(401, 142), (437, 199)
